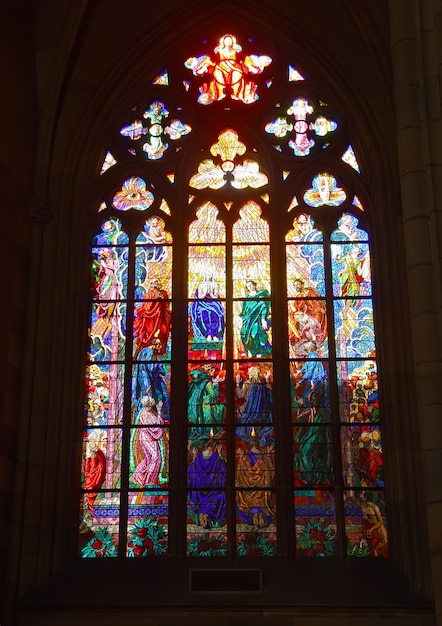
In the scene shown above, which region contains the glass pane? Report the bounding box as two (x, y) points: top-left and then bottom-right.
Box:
(235, 362), (273, 447)
(186, 529), (228, 557)
(135, 218), (172, 300)
(132, 357), (170, 424)
(187, 363), (226, 445)
(232, 202), (269, 243)
(286, 245), (326, 297)
(288, 301), (328, 358)
(189, 202), (226, 243)
(91, 246), (128, 300)
(233, 266), (272, 358)
(79, 491), (120, 558)
(89, 302), (127, 361)
(127, 491), (168, 556)
(337, 359), (379, 424)
(188, 245), (226, 298)
(295, 491), (337, 557)
(341, 425), (383, 488)
(290, 360), (330, 423)
(345, 490), (388, 557)
(113, 177), (154, 210)
(286, 213), (323, 243)
(334, 298), (374, 358)
(187, 434), (227, 555)
(129, 424), (169, 489)
(232, 244), (270, 297)
(133, 292), (171, 358)
(235, 428), (276, 555)
(330, 213), (368, 242)
(184, 34), (271, 106)
(81, 427), (122, 491)
(331, 242), (371, 297)
(85, 363), (125, 426)
(92, 218), (128, 245)
(293, 425), (333, 488)
(235, 430), (275, 487)
(188, 245), (226, 359)
(303, 173), (345, 207)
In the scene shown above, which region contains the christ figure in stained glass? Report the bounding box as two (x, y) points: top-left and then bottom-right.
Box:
(185, 34), (271, 105)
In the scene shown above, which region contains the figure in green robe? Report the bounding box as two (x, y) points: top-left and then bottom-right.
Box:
(188, 364), (224, 445)
(240, 280), (272, 357)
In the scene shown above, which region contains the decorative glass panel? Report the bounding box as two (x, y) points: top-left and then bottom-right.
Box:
(295, 491), (337, 557)
(79, 491), (120, 558)
(113, 177), (155, 211)
(190, 131), (268, 190)
(127, 491), (169, 557)
(266, 99), (337, 156)
(286, 213), (323, 243)
(188, 256), (226, 359)
(304, 173), (346, 207)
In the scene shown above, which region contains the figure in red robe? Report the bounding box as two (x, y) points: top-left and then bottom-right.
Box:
(83, 430), (106, 516)
(133, 279), (171, 356)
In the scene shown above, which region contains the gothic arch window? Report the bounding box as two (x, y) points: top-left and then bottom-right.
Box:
(80, 31), (386, 562)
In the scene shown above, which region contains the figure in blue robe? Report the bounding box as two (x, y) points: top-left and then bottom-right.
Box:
(236, 366), (273, 447)
(190, 270), (225, 350)
(133, 338), (170, 422)
(187, 440), (227, 528)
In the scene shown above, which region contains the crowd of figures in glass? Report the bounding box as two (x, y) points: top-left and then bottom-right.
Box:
(186, 201), (276, 556)
(288, 211), (386, 557)
(80, 31), (386, 558)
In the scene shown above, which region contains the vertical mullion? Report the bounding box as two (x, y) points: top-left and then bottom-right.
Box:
(271, 221), (292, 558)
(323, 228), (346, 560)
(173, 214), (188, 558)
(225, 223), (235, 558)
(118, 230), (136, 557)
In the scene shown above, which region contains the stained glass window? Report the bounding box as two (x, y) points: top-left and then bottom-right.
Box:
(79, 32), (387, 561)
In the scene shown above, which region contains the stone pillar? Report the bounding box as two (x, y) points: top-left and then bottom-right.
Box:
(389, 0), (442, 623)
